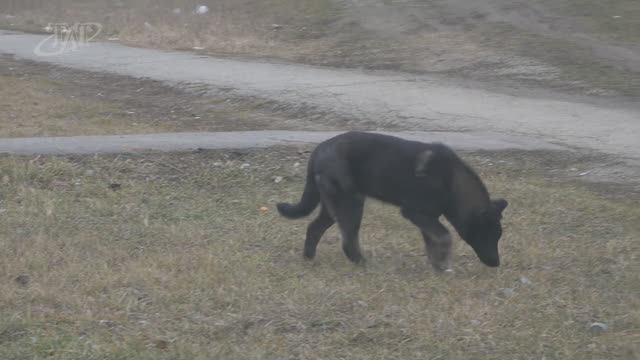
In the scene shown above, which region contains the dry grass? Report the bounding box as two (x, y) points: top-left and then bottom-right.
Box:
(0, 149), (638, 359)
(540, 0), (640, 44)
(0, 58), (336, 137)
(0, 0), (335, 55)
(0, 75), (176, 137)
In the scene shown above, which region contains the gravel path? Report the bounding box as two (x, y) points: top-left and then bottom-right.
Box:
(0, 131), (566, 155)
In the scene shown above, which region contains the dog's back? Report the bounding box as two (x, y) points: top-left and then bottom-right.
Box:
(312, 132), (456, 208)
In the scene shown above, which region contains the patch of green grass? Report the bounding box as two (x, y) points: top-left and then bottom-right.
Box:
(0, 149), (638, 358)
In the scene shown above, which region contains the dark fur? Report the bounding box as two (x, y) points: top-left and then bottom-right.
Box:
(277, 131), (508, 270)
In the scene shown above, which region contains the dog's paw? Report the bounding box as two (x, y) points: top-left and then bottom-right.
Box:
(303, 250), (316, 260)
(431, 262), (453, 273)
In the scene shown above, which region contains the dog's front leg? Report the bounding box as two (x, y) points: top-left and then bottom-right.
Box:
(401, 209), (453, 272)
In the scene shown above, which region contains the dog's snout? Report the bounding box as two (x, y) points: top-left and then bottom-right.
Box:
(480, 256), (500, 267)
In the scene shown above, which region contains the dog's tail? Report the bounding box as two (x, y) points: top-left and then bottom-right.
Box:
(277, 166), (320, 219)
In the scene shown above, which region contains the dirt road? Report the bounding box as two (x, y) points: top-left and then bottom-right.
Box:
(0, 131), (566, 155)
(0, 30), (638, 162)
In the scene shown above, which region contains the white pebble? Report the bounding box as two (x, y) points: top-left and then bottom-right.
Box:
(519, 276), (532, 285)
(195, 5), (209, 15)
(588, 322), (608, 335)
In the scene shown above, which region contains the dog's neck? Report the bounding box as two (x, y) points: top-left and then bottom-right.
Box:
(444, 162), (491, 238)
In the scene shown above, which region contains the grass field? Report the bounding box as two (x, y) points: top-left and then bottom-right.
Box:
(0, 4), (638, 357)
(1, 149), (638, 359)
(0, 57), (335, 137)
(0, 0), (335, 55)
(0, 75), (174, 138)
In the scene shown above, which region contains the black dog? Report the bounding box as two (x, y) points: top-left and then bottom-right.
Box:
(277, 132), (507, 270)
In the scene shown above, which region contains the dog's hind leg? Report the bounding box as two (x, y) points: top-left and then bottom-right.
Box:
(401, 210), (452, 271)
(303, 205), (335, 259)
(323, 192), (366, 264)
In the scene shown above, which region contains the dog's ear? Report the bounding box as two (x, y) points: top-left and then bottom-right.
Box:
(415, 149), (434, 177)
(492, 199), (508, 215)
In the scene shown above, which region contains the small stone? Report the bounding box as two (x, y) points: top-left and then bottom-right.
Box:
(155, 339), (169, 350)
(271, 24), (282, 30)
(356, 301), (368, 308)
(213, 162), (223, 166)
(519, 276), (532, 285)
(99, 320), (116, 328)
(194, 5), (209, 15)
(109, 183), (122, 191)
(470, 319), (480, 326)
(588, 322), (608, 335)
(240, 163), (250, 169)
(259, 206), (269, 212)
(274, 176), (284, 183)
(15, 274), (30, 286)
(172, 8), (182, 15)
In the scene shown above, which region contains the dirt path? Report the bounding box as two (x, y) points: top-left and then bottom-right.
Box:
(0, 130), (568, 155)
(1, 31), (638, 160)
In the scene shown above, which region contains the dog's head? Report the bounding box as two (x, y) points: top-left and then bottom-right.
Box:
(464, 199), (508, 267)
